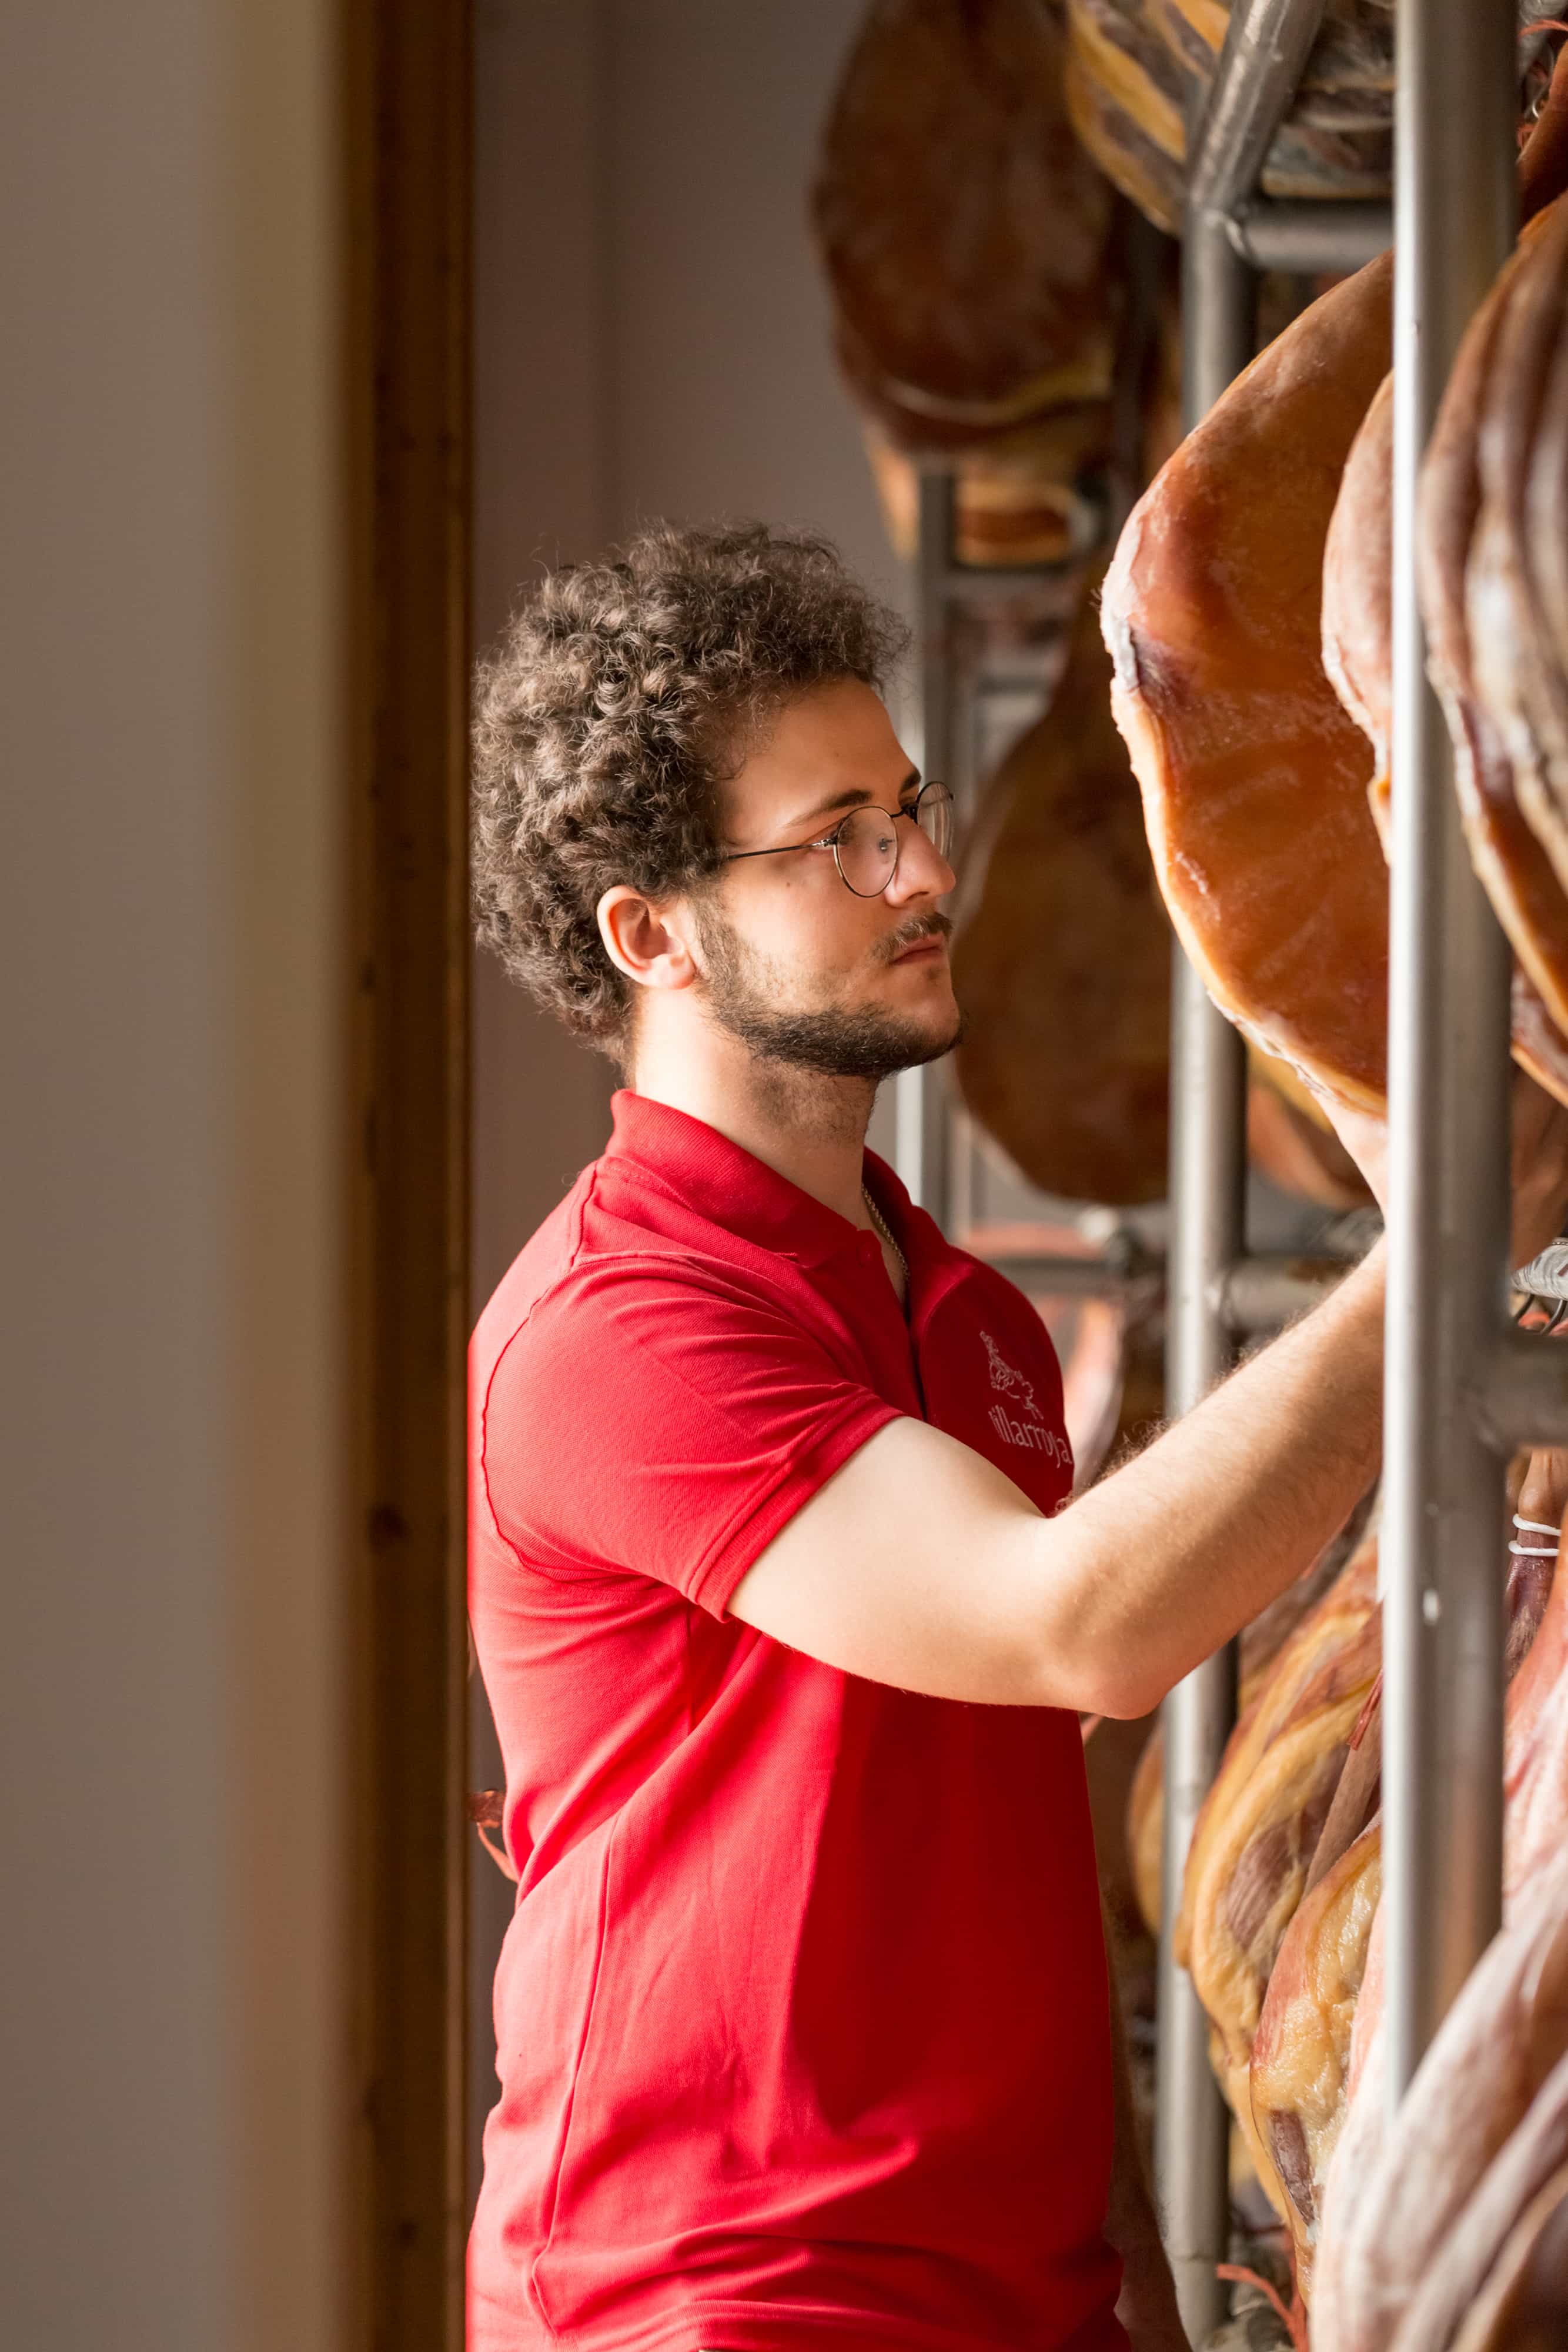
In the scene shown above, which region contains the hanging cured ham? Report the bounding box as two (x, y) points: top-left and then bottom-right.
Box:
(1468, 203), (1568, 918)
(1447, 2156), (1568, 2351)
(1325, 305), (1568, 1102)
(1387, 2049), (1568, 2352)
(1123, 1496), (1375, 1936)
(1173, 1529), (1380, 2186)
(1249, 1814), (1383, 2294)
(1314, 1454), (1568, 2345)
(1106, 51), (1568, 1119)
(1063, 0), (1398, 236)
(813, 0), (1122, 569)
(1102, 249), (1395, 1113)
(952, 570), (1375, 1207)
(953, 579), (1172, 1203)
(1250, 1449), (1564, 2313)
(1065, 4), (1567, 238)
(1315, 1840), (1568, 2352)
(1316, 56), (1568, 1106)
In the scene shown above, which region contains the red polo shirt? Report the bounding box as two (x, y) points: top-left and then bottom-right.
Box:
(468, 1092), (1123, 2352)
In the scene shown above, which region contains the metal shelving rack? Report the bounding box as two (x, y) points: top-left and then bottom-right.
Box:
(1164, 0), (1568, 2338)
(905, 2), (1568, 2343)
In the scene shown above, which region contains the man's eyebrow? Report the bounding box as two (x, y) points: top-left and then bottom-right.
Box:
(787, 767), (922, 830)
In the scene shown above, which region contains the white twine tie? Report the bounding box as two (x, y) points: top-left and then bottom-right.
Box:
(1511, 1514), (1562, 1558)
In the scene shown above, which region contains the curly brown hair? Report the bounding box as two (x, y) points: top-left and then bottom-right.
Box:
(470, 521), (909, 1048)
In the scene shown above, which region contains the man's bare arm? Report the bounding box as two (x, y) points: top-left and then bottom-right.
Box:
(728, 1243), (1387, 1717)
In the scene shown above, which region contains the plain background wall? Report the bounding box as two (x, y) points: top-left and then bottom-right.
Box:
(2, 6), (349, 2347)
(469, 0), (911, 2203)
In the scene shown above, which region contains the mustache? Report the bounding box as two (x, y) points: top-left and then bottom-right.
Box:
(875, 912), (954, 965)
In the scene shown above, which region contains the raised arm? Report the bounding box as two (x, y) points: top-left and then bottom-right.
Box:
(728, 1242), (1387, 1718)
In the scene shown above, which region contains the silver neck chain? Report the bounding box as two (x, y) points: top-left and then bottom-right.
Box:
(861, 1184), (908, 1284)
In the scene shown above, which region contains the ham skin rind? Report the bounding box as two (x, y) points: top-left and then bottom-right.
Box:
(1102, 253), (1394, 1115)
(1386, 2050), (1568, 2352)
(1447, 2161), (1568, 2352)
(1249, 1816), (1382, 2296)
(1174, 1537), (1380, 2187)
(1314, 1844), (1568, 2352)
(953, 576), (1172, 1205)
(1418, 198), (1568, 1047)
(1471, 201), (1568, 911)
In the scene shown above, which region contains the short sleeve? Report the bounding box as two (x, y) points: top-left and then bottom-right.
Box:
(477, 1256), (901, 1616)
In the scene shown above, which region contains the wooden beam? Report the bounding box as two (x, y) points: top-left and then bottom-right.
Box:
(343, 2), (472, 2343)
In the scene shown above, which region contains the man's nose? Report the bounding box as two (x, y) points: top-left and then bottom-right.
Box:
(886, 817), (955, 904)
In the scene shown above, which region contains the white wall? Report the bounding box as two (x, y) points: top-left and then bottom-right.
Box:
(1, 8), (348, 2348)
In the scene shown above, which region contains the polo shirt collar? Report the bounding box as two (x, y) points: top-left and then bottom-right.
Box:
(604, 1088), (925, 1275)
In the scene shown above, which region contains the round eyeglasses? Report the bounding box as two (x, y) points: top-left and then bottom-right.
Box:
(720, 780), (955, 898)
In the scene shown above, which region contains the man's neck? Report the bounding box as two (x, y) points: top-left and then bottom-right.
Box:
(628, 1025), (878, 1229)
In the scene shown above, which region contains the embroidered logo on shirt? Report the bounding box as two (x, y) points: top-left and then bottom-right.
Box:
(982, 1331), (1071, 1465)
(982, 1331), (1043, 1419)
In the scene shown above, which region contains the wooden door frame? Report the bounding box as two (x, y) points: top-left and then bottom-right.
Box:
(344, 2), (472, 2343)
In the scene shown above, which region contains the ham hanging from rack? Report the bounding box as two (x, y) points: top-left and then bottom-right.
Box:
(1122, 1495), (1376, 1936)
(1102, 248), (1395, 1114)
(1319, 51), (1568, 1105)
(1316, 1840), (1568, 2352)
(1063, 0), (1398, 236)
(952, 555), (1375, 1207)
(813, 0), (1122, 569)
(1386, 2048), (1568, 2352)
(1468, 203), (1568, 920)
(1105, 48), (1568, 1121)
(1255, 1448), (1564, 2310)
(1249, 1812), (1383, 2296)
(1446, 2154), (1568, 2351)
(1173, 1529), (1381, 2188)
(951, 569), (1372, 1207)
(952, 576), (1172, 1204)
(1315, 1455), (1568, 2347)
(1064, 4), (1567, 238)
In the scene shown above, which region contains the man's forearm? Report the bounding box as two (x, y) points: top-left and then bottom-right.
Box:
(728, 1244), (1386, 1714)
(1039, 1241), (1386, 1717)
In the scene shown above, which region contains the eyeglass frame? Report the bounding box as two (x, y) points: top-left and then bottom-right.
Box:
(717, 779), (954, 898)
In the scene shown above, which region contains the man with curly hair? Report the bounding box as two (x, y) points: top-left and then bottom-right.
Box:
(466, 523), (1562, 2352)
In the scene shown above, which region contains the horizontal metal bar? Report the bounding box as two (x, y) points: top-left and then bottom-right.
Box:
(1228, 199), (1392, 273)
(985, 1248), (1352, 1332)
(1476, 1327), (1568, 1448)
(982, 1251), (1154, 1299)
(932, 563), (1078, 597)
(1215, 1252), (1346, 1332)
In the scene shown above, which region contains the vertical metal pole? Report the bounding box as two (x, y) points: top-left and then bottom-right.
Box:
(898, 469), (956, 1220)
(1382, 0), (1517, 2110)
(1153, 212), (1255, 2346)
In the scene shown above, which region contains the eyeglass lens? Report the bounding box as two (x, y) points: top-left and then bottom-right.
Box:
(834, 785), (954, 897)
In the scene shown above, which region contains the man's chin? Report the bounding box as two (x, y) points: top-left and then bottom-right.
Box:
(708, 992), (964, 1083)
(896, 1001), (964, 1070)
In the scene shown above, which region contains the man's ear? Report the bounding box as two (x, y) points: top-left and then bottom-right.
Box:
(597, 885), (702, 997)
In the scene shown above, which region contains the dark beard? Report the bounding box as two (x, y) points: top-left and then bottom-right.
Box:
(696, 906), (962, 1081)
